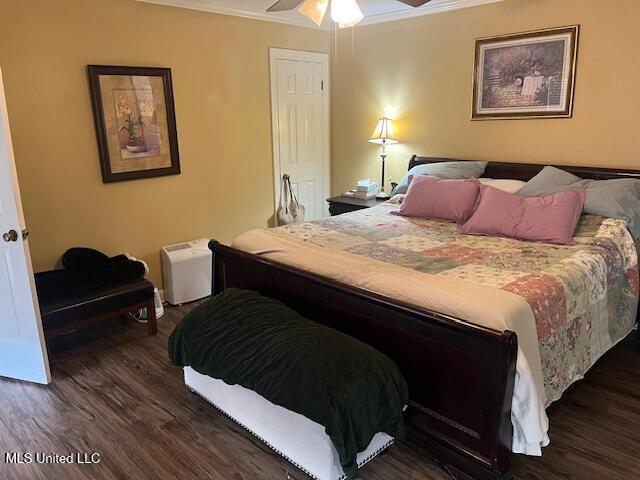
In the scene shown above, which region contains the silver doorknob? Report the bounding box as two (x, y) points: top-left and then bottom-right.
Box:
(3, 230), (18, 242)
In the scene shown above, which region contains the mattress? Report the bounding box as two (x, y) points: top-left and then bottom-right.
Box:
(184, 367), (393, 480)
(232, 202), (639, 456)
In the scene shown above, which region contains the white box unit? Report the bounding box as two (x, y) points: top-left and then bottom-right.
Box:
(161, 238), (212, 305)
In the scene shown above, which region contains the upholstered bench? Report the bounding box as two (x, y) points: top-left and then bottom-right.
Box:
(170, 289), (408, 480)
(39, 278), (156, 340)
(35, 248), (157, 340)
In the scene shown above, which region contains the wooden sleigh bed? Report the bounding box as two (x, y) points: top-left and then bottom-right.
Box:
(209, 157), (640, 480)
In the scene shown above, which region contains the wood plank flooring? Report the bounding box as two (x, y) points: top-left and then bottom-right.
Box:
(1, 302), (639, 480)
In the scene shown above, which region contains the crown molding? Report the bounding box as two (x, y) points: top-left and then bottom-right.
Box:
(359, 0), (505, 26)
(136, 0), (505, 30)
(136, 0), (326, 29)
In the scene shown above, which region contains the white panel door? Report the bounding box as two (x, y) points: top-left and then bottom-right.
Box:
(272, 50), (329, 222)
(0, 67), (50, 384)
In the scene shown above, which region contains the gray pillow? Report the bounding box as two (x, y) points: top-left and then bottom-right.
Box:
(516, 166), (581, 196)
(518, 166), (640, 239)
(393, 161), (487, 195)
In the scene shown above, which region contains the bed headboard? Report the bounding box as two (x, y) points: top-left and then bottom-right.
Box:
(408, 155), (640, 182)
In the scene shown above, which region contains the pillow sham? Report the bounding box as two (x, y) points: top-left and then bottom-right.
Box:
(393, 161), (487, 195)
(516, 165), (581, 196)
(479, 178), (526, 193)
(404, 176), (525, 194)
(388, 194), (405, 205)
(461, 185), (586, 245)
(394, 175), (480, 224)
(518, 166), (640, 239)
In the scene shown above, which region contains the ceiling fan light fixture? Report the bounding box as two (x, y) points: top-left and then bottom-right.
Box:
(298, 0), (329, 26)
(331, 0), (364, 28)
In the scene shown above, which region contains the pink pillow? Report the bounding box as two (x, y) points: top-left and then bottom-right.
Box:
(460, 185), (587, 245)
(395, 176), (481, 224)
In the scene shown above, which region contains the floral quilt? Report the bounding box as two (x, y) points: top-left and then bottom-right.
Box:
(273, 204), (639, 403)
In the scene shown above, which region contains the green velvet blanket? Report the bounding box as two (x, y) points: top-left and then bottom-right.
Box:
(168, 289), (408, 479)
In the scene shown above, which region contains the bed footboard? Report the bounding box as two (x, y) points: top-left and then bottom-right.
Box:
(210, 241), (517, 480)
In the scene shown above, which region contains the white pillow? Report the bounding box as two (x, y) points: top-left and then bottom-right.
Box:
(387, 194), (405, 205)
(479, 178), (526, 194)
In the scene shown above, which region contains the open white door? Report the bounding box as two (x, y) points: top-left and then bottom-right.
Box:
(0, 67), (51, 384)
(270, 48), (330, 222)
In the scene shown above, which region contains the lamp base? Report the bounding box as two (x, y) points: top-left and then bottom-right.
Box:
(376, 191), (390, 200)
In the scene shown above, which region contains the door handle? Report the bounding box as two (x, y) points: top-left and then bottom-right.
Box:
(3, 229), (18, 242)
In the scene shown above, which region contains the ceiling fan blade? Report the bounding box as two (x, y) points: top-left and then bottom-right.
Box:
(396, 0), (432, 7)
(267, 0), (304, 12)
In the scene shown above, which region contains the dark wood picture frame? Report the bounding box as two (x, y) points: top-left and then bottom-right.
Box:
(472, 26), (579, 120)
(87, 65), (180, 183)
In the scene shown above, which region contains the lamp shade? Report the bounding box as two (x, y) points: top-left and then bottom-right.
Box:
(368, 117), (398, 145)
(331, 0), (364, 28)
(298, 0), (328, 26)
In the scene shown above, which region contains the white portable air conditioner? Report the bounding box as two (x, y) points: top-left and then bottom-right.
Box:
(161, 238), (212, 305)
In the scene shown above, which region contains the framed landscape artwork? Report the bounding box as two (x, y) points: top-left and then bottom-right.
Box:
(472, 26), (579, 120)
(88, 65), (180, 182)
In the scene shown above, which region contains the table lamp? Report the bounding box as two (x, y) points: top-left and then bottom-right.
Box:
(368, 117), (398, 199)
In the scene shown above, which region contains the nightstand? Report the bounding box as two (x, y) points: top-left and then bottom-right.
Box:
(326, 196), (386, 216)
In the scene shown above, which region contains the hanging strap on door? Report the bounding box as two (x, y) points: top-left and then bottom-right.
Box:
(281, 174), (291, 214)
(283, 174), (300, 211)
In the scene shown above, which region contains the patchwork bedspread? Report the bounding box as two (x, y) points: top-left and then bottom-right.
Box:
(271, 204), (639, 405)
(233, 202), (638, 455)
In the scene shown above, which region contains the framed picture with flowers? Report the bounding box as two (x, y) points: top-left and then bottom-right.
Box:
(87, 65), (180, 182)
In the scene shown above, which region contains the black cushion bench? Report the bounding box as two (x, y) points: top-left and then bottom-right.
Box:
(39, 278), (157, 339)
(35, 248), (157, 340)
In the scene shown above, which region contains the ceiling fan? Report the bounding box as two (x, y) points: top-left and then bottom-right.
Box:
(267, 0), (432, 28)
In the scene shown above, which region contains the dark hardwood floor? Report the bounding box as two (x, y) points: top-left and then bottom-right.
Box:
(1, 302), (639, 480)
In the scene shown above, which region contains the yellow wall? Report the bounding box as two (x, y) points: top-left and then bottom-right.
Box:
(4, 0), (639, 287)
(0, 0), (329, 286)
(331, 0), (640, 196)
